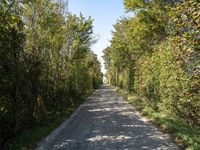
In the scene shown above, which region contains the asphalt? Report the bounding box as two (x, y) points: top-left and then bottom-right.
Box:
(36, 85), (179, 150)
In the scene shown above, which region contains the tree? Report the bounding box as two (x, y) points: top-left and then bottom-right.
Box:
(103, 0), (200, 125)
(0, 0), (102, 148)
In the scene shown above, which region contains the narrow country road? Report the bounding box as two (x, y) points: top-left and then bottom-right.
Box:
(36, 85), (179, 150)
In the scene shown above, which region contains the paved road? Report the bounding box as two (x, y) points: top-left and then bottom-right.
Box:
(36, 85), (179, 150)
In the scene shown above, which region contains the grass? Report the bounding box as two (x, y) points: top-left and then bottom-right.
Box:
(114, 87), (200, 150)
(3, 94), (91, 150)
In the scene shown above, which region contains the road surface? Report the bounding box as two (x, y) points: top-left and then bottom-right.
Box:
(36, 85), (179, 150)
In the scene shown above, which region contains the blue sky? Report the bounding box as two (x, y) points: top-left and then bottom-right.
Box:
(69, 0), (128, 73)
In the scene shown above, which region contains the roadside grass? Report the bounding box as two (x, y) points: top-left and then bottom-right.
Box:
(3, 92), (93, 150)
(114, 87), (200, 150)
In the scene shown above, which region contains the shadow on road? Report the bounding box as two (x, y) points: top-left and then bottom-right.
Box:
(36, 85), (178, 150)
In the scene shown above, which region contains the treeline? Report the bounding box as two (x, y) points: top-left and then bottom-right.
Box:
(103, 0), (199, 125)
(0, 0), (102, 148)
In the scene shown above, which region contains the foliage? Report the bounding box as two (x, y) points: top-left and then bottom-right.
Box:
(0, 0), (102, 149)
(103, 0), (200, 131)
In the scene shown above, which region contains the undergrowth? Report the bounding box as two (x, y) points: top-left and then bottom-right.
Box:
(114, 87), (200, 150)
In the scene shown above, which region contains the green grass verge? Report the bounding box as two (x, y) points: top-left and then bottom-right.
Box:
(114, 87), (200, 150)
(3, 93), (93, 150)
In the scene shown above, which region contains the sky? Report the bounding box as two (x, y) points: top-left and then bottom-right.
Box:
(68, 0), (128, 74)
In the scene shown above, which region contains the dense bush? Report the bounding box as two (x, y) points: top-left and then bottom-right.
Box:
(135, 38), (200, 125)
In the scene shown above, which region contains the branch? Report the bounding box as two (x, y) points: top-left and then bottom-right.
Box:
(2, 0), (16, 20)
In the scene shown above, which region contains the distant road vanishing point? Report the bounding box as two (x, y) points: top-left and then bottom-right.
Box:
(36, 85), (179, 150)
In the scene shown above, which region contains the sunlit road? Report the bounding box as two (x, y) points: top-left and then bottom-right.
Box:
(36, 85), (179, 150)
